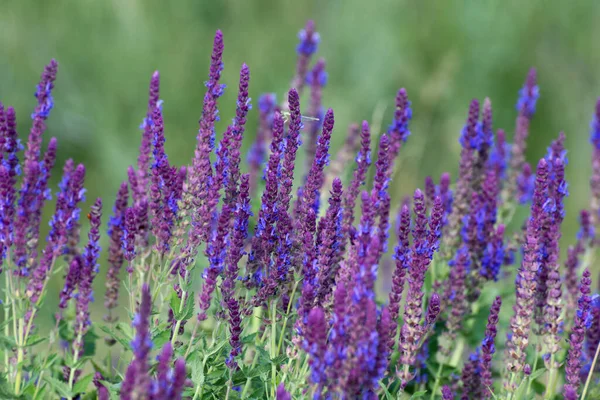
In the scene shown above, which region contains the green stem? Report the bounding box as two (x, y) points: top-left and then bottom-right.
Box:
(277, 280), (299, 355)
(528, 346), (539, 398)
(171, 290), (188, 346)
(270, 300), (277, 398)
(429, 363), (444, 400)
(581, 339), (600, 400)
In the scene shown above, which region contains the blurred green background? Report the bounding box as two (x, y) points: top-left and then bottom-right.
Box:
(2, 0), (600, 324)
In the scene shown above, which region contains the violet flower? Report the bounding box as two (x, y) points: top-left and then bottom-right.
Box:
(276, 383), (292, 400)
(507, 68), (538, 199)
(442, 385), (454, 400)
(341, 120), (371, 252)
(590, 99), (600, 229)
(505, 158), (548, 380)
(314, 177), (343, 305)
(246, 111), (284, 287)
(388, 88), (412, 159)
(304, 58), (327, 174)
(132, 71), (160, 250)
(480, 296), (502, 398)
(73, 198), (102, 358)
(105, 182), (129, 323)
(291, 20), (319, 95)
(121, 283), (153, 400)
(184, 29), (225, 244)
(387, 204), (411, 351)
(305, 307), (328, 395)
(563, 269), (592, 397)
(248, 93), (276, 196)
(223, 175), (251, 367)
(94, 373), (109, 400)
(444, 99), (480, 255)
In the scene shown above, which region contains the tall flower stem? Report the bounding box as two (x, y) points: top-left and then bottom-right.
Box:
(581, 340), (600, 400)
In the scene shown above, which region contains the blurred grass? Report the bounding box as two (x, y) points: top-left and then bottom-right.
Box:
(1, 0), (600, 326)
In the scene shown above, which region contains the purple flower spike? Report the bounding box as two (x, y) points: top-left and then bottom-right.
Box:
(292, 20), (319, 94)
(73, 198), (102, 362)
(440, 246), (469, 358)
(516, 162), (534, 204)
(133, 71), (160, 248)
(586, 302), (600, 371)
(105, 182), (129, 323)
(94, 373), (109, 400)
(58, 257), (81, 312)
(224, 63), (251, 207)
(563, 269), (592, 397)
(590, 99), (600, 229)
(424, 292), (441, 332)
(442, 385), (454, 400)
(123, 207), (137, 266)
(342, 120), (371, 251)
(246, 111), (284, 287)
(305, 307), (328, 392)
(248, 93), (276, 196)
(314, 178), (343, 305)
(223, 175), (251, 367)
(298, 108), (334, 241)
(516, 68), (539, 119)
(388, 204), (411, 351)
(372, 133), (392, 257)
(481, 296), (502, 399)
(506, 158), (548, 378)
(388, 88), (412, 159)
(489, 128), (509, 180)
(304, 58), (327, 174)
(185, 29), (225, 244)
(444, 99), (480, 255)
(122, 283), (153, 400)
(276, 383), (292, 400)
(508, 68), (538, 199)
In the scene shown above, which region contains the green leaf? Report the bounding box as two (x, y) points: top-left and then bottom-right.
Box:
(152, 328), (171, 349)
(378, 381), (394, 400)
(0, 377), (22, 399)
(528, 367), (547, 381)
(270, 354), (288, 365)
(99, 325), (131, 351)
(73, 373), (95, 395)
(25, 334), (47, 347)
(241, 332), (258, 344)
(43, 375), (72, 398)
(409, 390), (428, 399)
(0, 333), (16, 349)
(170, 290), (182, 316)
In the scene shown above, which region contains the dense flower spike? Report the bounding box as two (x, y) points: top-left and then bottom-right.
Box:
(480, 296), (502, 398)
(184, 29), (225, 245)
(388, 88), (412, 159)
(505, 158), (548, 386)
(304, 58), (327, 174)
(105, 182), (129, 323)
(73, 198), (102, 360)
(342, 120), (371, 251)
(590, 98), (600, 229)
(122, 284), (153, 399)
(444, 99), (480, 256)
(133, 71), (160, 249)
(563, 269), (592, 397)
(291, 20), (319, 95)
(248, 93), (276, 195)
(298, 108), (334, 241)
(507, 68), (539, 199)
(442, 385), (454, 400)
(388, 204), (411, 350)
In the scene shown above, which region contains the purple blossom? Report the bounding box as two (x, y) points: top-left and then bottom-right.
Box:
(276, 383), (292, 400)
(123, 207), (137, 265)
(342, 120), (371, 252)
(105, 182), (129, 323)
(122, 284), (153, 399)
(480, 296), (502, 398)
(94, 373), (109, 400)
(506, 158), (548, 379)
(516, 68), (539, 118)
(442, 385), (454, 400)
(304, 58), (327, 174)
(248, 93), (276, 195)
(305, 307), (328, 393)
(564, 269), (592, 396)
(388, 204), (410, 351)
(184, 29), (225, 244)
(291, 20), (319, 94)
(388, 88), (412, 158)
(73, 198), (102, 361)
